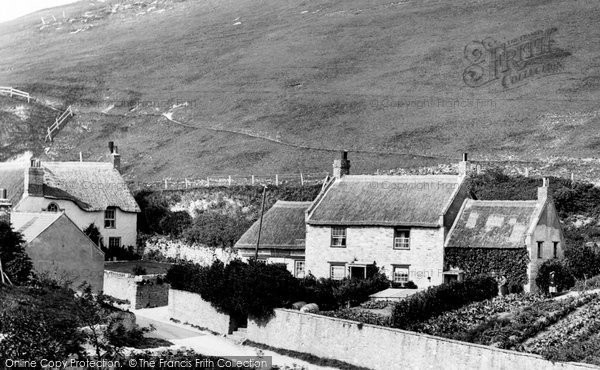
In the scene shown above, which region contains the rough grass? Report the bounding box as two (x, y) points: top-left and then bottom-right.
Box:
(1, 0), (600, 179)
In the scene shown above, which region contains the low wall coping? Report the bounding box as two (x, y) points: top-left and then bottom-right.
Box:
(271, 309), (597, 369)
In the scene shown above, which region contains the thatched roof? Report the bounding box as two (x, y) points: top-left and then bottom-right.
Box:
(445, 199), (540, 249)
(0, 161), (140, 213)
(235, 200), (313, 250)
(0, 164), (25, 206)
(11, 212), (64, 243)
(306, 175), (464, 227)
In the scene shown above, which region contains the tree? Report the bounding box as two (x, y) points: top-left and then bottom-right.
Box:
(83, 223), (102, 247)
(0, 221), (32, 284)
(183, 211), (253, 248)
(536, 259), (575, 294)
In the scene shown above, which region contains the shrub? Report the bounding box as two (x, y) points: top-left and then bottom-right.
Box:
(83, 223), (102, 247)
(332, 272), (390, 307)
(158, 211), (192, 238)
(0, 221), (33, 284)
(132, 265), (147, 276)
(166, 260), (300, 320)
(535, 259), (575, 294)
(391, 275), (498, 330)
(183, 211), (253, 248)
(574, 274), (600, 291)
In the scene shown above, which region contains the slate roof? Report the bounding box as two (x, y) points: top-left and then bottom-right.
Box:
(0, 161), (140, 213)
(306, 175), (463, 227)
(10, 212), (64, 243)
(445, 199), (541, 249)
(235, 201), (313, 250)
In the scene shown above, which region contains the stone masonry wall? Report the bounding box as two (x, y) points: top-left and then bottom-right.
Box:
(103, 271), (169, 309)
(168, 289), (233, 335)
(247, 309), (594, 370)
(305, 225), (445, 288)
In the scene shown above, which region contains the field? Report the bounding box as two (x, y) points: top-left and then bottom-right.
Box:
(1, 0), (600, 180)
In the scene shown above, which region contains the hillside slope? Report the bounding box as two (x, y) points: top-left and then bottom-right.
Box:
(0, 0), (599, 180)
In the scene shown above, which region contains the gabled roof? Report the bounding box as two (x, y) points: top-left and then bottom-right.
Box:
(10, 212), (64, 243)
(235, 201), (313, 250)
(445, 199), (541, 249)
(306, 175), (464, 227)
(0, 161), (140, 213)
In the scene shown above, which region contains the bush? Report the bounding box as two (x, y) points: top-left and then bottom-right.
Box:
(183, 211), (253, 248)
(83, 223), (102, 247)
(332, 272), (390, 307)
(102, 244), (141, 261)
(132, 265), (147, 276)
(574, 274), (600, 291)
(166, 260), (300, 320)
(158, 211), (192, 238)
(0, 221), (33, 284)
(391, 275), (498, 330)
(535, 259), (575, 294)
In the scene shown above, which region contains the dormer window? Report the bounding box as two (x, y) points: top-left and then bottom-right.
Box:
(104, 207), (116, 228)
(47, 202), (59, 212)
(394, 228), (410, 249)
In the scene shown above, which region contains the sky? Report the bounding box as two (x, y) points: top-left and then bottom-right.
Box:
(0, 0), (80, 23)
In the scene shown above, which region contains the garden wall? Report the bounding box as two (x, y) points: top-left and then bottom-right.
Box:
(103, 271), (169, 309)
(247, 309), (595, 370)
(168, 289), (233, 335)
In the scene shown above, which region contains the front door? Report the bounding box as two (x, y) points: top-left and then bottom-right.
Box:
(350, 266), (366, 280)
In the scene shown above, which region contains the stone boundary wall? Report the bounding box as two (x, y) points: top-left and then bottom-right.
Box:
(103, 270), (169, 309)
(247, 309), (596, 370)
(168, 289), (233, 334)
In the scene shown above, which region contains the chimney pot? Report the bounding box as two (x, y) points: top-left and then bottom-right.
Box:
(111, 144), (121, 173)
(108, 141), (114, 154)
(538, 177), (550, 202)
(333, 151), (350, 179)
(0, 188), (7, 199)
(458, 152), (469, 177)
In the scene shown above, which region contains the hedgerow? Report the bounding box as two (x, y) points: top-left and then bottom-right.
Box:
(391, 276), (498, 330)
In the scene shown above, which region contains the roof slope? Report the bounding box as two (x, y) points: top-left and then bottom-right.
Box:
(235, 200), (313, 250)
(307, 175), (462, 227)
(42, 162), (140, 212)
(0, 161), (140, 212)
(0, 164), (25, 206)
(445, 199), (540, 249)
(10, 212), (63, 243)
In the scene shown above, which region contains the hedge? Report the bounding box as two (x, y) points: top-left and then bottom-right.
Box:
(167, 261), (391, 319)
(391, 275), (498, 330)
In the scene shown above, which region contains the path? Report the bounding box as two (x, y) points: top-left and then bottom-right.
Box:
(132, 307), (341, 370)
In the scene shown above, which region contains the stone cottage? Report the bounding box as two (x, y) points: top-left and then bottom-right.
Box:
(9, 211), (105, 292)
(0, 143), (140, 248)
(235, 200), (312, 278)
(445, 178), (564, 292)
(304, 152), (471, 288)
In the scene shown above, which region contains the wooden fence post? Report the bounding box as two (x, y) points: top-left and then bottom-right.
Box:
(207, 177), (210, 187)
(300, 173), (304, 186)
(228, 175), (232, 186)
(275, 174), (279, 186)
(185, 178), (189, 189)
(164, 179), (168, 189)
(252, 175), (255, 185)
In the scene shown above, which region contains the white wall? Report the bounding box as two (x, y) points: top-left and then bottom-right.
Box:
(17, 196), (137, 246)
(247, 309), (594, 370)
(526, 201), (565, 292)
(305, 225), (445, 288)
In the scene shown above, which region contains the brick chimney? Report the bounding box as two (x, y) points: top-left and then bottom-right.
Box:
(458, 152), (469, 177)
(24, 159), (44, 197)
(333, 151), (350, 179)
(110, 143), (121, 173)
(0, 188), (11, 225)
(538, 177), (550, 202)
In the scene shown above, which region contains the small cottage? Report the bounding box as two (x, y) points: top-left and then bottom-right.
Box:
(10, 211), (105, 292)
(235, 200), (312, 277)
(445, 178), (564, 292)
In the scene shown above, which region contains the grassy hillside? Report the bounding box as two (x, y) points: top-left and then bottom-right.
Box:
(1, 0), (599, 180)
